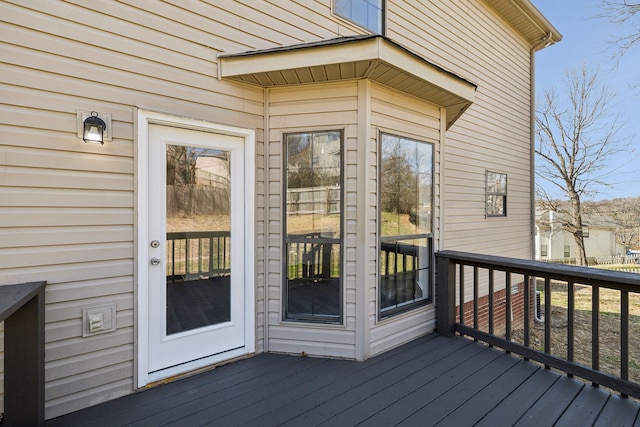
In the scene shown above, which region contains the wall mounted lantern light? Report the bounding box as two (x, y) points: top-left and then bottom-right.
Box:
(83, 111), (107, 144)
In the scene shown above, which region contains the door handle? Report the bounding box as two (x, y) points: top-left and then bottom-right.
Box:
(150, 257), (161, 266)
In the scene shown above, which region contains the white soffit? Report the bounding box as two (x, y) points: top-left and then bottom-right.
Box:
(219, 35), (477, 129)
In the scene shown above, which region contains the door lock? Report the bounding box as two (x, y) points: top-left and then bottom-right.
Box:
(150, 240), (160, 248)
(150, 257), (161, 266)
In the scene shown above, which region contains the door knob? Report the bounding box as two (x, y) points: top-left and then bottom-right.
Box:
(150, 257), (161, 266)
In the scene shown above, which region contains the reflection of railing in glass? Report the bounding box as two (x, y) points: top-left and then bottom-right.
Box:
(166, 231), (231, 282)
(286, 232), (341, 320)
(380, 237), (432, 314)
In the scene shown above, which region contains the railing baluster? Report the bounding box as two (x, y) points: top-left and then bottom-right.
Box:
(567, 281), (575, 367)
(473, 267), (479, 334)
(505, 272), (511, 346)
(544, 277), (551, 359)
(593, 285), (600, 379)
(524, 274), (530, 350)
(459, 264), (465, 325)
(621, 289), (629, 388)
(488, 269), (494, 339)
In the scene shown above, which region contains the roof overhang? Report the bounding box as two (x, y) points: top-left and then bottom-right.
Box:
(483, 0), (562, 49)
(219, 35), (477, 129)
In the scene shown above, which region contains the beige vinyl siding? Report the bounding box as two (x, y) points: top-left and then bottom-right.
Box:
(368, 83), (441, 356)
(266, 81), (359, 358)
(387, 0), (533, 260)
(0, 0), (317, 417)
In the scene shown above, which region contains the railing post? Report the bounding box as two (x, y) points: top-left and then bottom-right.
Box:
(436, 253), (456, 336)
(1, 281), (46, 427)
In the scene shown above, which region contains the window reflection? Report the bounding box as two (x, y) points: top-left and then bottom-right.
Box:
(285, 131), (342, 323)
(379, 134), (433, 317)
(335, 0), (384, 34)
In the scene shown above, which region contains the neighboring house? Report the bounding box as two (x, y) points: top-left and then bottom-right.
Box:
(535, 210), (628, 261)
(0, 1), (559, 419)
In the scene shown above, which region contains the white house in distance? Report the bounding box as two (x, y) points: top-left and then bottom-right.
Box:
(535, 210), (628, 261)
(0, 0), (560, 420)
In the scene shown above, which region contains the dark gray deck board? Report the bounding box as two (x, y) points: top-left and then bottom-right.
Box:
(359, 346), (504, 427)
(395, 352), (521, 426)
(475, 366), (561, 426)
(46, 333), (640, 427)
(433, 359), (540, 426)
(515, 373), (585, 426)
(594, 395), (640, 427)
(554, 386), (612, 427)
(313, 337), (474, 426)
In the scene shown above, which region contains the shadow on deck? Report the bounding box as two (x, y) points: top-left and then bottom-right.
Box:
(47, 332), (640, 426)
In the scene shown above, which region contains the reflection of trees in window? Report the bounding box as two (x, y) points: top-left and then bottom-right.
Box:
(379, 134), (433, 318)
(381, 135), (432, 235)
(486, 171), (507, 217)
(166, 145), (230, 217)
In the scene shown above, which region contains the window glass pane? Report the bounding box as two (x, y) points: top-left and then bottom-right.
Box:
(381, 134), (432, 236)
(285, 131), (342, 323)
(486, 171), (507, 216)
(380, 238), (431, 314)
(286, 131), (341, 238)
(334, 0), (383, 33)
(379, 133), (433, 318)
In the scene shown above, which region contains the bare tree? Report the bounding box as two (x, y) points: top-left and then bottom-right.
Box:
(536, 66), (624, 265)
(600, 1), (640, 60)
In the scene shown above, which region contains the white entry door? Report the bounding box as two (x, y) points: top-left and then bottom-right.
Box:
(143, 122), (249, 379)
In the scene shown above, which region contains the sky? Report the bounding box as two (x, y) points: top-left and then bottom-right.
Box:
(532, 0), (640, 200)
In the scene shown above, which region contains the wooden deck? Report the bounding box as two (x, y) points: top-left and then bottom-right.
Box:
(47, 333), (640, 427)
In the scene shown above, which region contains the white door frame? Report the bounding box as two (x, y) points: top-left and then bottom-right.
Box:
(136, 109), (255, 387)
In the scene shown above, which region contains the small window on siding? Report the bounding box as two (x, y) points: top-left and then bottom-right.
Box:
(564, 245), (571, 258)
(541, 244), (548, 258)
(486, 171), (507, 217)
(334, 0), (384, 34)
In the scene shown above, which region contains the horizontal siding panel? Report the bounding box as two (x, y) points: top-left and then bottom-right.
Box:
(0, 243), (133, 269)
(46, 293), (133, 323)
(2, 19), (215, 85)
(0, 260), (133, 286)
(46, 330), (133, 367)
(0, 207), (132, 227)
(370, 307), (436, 356)
(0, 165), (133, 191)
(2, 45), (256, 113)
(0, 63), (264, 122)
(0, 141), (133, 174)
(269, 83), (358, 103)
(45, 378), (132, 420)
(1, 187), (132, 208)
(46, 361), (132, 401)
(46, 279), (132, 306)
(2, 1), (217, 60)
(0, 226), (131, 249)
(269, 96), (358, 116)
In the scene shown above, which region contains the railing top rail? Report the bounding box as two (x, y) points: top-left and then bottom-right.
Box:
(167, 231), (230, 239)
(0, 281), (46, 322)
(436, 250), (640, 290)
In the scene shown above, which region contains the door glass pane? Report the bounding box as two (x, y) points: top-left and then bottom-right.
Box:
(165, 144), (231, 335)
